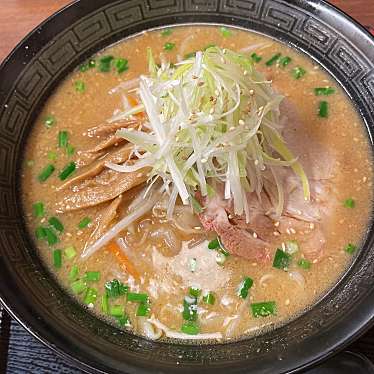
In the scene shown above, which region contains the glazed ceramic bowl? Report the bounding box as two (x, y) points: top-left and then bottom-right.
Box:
(0, 1), (374, 373)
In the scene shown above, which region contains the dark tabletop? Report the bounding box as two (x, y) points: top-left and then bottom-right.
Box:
(0, 1), (374, 373)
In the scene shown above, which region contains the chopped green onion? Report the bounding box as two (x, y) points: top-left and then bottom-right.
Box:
(285, 240), (299, 255)
(110, 305), (124, 317)
(136, 302), (150, 317)
(64, 246), (76, 260)
(44, 227), (59, 246)
(298, 259), (311, 270)
(47, 151), (57, 161)
(79, 64), (89, 72)
(345, 243), (357, 254)
(279, 56), (292, 67)
(251, 53), (262, 63)
(251, 301), (277, 318)
(32, 202), (45, 217)
(266, 53), (281, 66)
(314, 87), (335, 96)
(292, 66), (306, 79)
(116, 315), (130, 326)
(105, 279), (128, 298)
(272, 248), (291, 270)
(38, 164), (55, 182)
(164, 42), (175, 51)
(58, 130), (68, 148)
(181, 321), (199, 335)
(44, 115), (55, 128)
(68, 264), (79, 282)
(53, 249), (62, 268)
(203, 292), (215, 305)
(84, 287), (98, 305)
(344, 198), (355, 208)
(71, 279), (87, 294)
(35, 226), (46, 240)
(182, 296), (198, 321)
(78, 217), (92, 229)
(48, 216), (64, 232)
(208, 238), (220, 250)
(66, 144), (75, 157)
(161, 29), (173, 36)
(79, 60), (95, 72)
(88, 59), (96, 68)
(190, 196), (203, 213)
(220, 26), (232, 37)
(84, 271), (100, 282)
(74, 80), (86, 93)
(318, 101), (328, 118)
(189, 287), (201, 298)
(59, 162), (76, 181)
(101, 294), (109, 314)
(98, 55), (114, 72)
(127, 292), (148, 303)
(114, 58), (129, 74)
(237, 277), (253, 299)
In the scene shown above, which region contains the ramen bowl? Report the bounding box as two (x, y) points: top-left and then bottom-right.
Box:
(0, 1), (374, 373)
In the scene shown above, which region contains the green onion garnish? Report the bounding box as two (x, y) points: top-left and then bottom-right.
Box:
(114, 58), (129, 74)
(79, 60), (96, 72)
(272, 248), (291, 270)
(38, 164), (55, 182)
(181, 321), (199, 335)
(66, 144), (75, 157)
(182, 296), (198, 321)
(88, 59), (96, 68)
(48, 216), (64, 232)
(53, 249), (62, 268)
(136, 302), (150, 317)
(220, 26), (232, 37)
(208, 238), (220, 250)
(32, 201), (45, 217)
(101, 294), (109, 315)
(35, 226), (46, 240)
(285, 240), (299, 254)
(314, 87), (335, 96)
(203, 292), (215, 305)
(68, 264), (79, 282)
(74, 80), (86, 93)
(44, 227), (59, 246)
(161, 29), (173, 36)
(47, 151), (57, 161)
(44, 115), (55, 128)
(292, 66), (306, 79)
(237, 277), (253, 299)
(84, 287), (98, 305)
(344, 198), (355, 208)
(345, 243), (357, 254)
(189, 287), (201, 298)
(110, 305), (124, 317)
(59, 162), (76, 181)
(251, 53), (262, 63)
(78, 217), (92, 229)
(71, 279), (87, 294)
(164, 42), (175, 51)
(116, 315), (130, 327)
(279, 56), (292, 67)
(64, 246), (76, 260)
(127, 292), (148, 303)
(84, 271), (100, 282)
(266, 53), (281, 66)
(79, 64), (89, 73)
(98, 55), (114, 72)
(298, 259), (311, 270)
(105, 279), (128, 298)
(251, 301), (277, 318)
(318, 101), (328, 118)
(58, 130), (68, 148)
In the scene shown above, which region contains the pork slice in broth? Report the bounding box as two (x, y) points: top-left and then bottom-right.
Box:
(87, 119), (140, 137)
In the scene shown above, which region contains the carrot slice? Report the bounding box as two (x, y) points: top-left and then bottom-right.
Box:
(106, 241), (140, 279)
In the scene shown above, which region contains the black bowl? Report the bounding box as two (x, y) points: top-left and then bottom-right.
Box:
(0, 1), (374, 373)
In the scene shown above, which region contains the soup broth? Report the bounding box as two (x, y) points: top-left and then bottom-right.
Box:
(22, 26), (373, 341)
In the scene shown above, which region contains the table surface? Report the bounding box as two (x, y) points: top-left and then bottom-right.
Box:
(0, 0), (374, 373)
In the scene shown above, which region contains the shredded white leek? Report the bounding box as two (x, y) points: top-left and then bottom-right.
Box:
(106, 46), (309, 222)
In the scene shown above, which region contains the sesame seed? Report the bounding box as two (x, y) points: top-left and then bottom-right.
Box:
(201, 158), (208, 163)
(209, 108), (214, 114)
(254, 159), (259, 165)
(253, 232), (258, 239)
(252, 263), (257, 267)
(363, 176), (367, 182)
(309, 223), (315, 229)
(290, 228), (296, 234)
(273, 231), (280, 236)
(274, 221), (280, 227)
(312, 259), (318, 264)
(238, 119), (245, 125)
(286, 228), (291, 235)
(244, 70), (248, 76)
(229, 126), (235, 131)
(249, 89), (254, 96)
(285, 299), (290, 306)
(228, 214), (233, 219)
(214, 90), (219, 96)
(281, 242), (286, 251)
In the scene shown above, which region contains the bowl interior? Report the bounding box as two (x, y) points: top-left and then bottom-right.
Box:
(1, 1), (374, 373)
